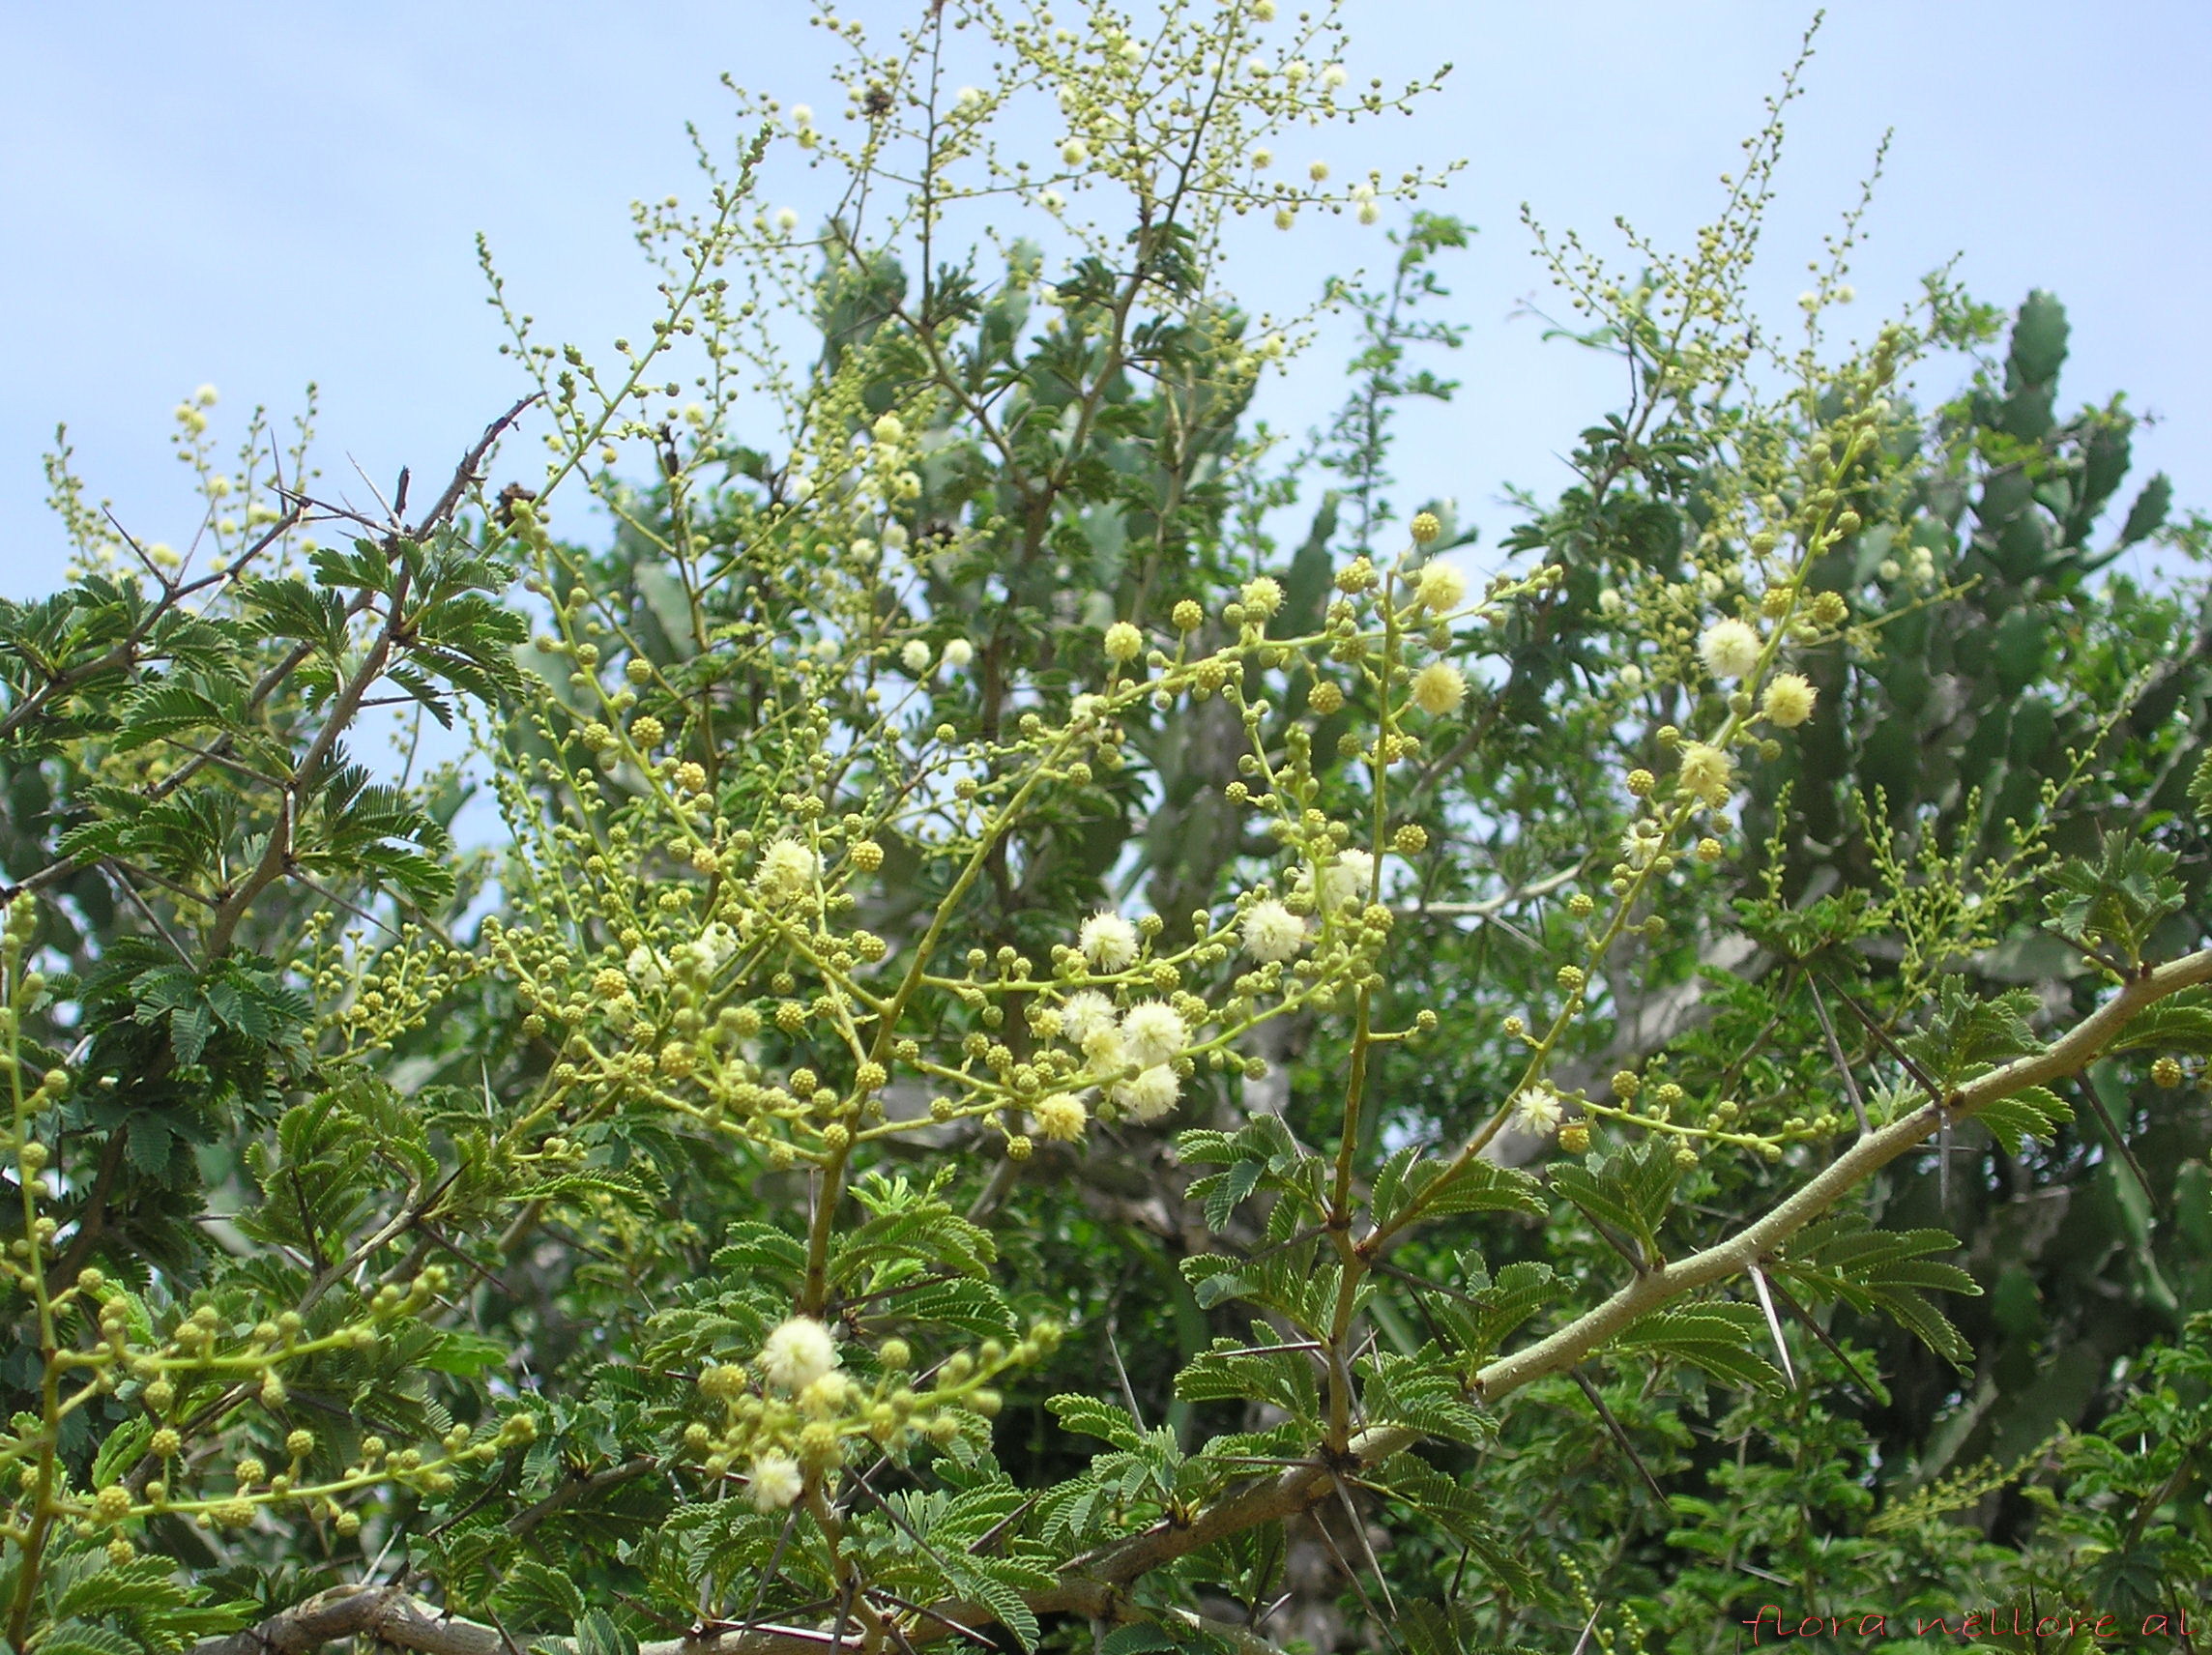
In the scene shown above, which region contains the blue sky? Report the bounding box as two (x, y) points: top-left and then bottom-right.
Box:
(6, 1), (2206, 597)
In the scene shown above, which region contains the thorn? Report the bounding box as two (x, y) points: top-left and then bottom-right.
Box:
(1105, 1315), (1147, 1431)
(1570, 1603), (1605, 1655)
(1747, 1263), (1796, 1389)
(1759, 1268), (1881, 1402)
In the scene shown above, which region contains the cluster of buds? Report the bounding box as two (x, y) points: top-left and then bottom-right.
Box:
(18, 1257), (538, 1547)
(686, 1316), (1062, 1511)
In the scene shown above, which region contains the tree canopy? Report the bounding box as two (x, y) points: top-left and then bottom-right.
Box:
(4, 6), (2210, 1653)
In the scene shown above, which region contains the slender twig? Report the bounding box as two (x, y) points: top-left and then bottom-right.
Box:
(1236, 1222), (1326, 1267)
(2073, 1069), (2154, 1207)
(865, 1591), (1003, 1652)
(1306, 1497), (1406, 1655)
(735, 1506), (803, 1646)
(1400, 862), (1586, 920)
(968, 1494), (1037, 1556)
(1332, 1479), (1398, 1618)
(2036, 920), (2131, 982)
(98, 862), (192, 963)
(1819, 973), (1947, 1106)
(1568, 1369), (1669, 1509)
(1804, 976), (1870, 1137)
(505, 1455), (657, 1538)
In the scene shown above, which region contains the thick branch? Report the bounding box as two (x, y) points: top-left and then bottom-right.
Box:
(1471, 944), (2212, 1400)
(192, 1581), (1290, 1655)
(409, 394), (539, 540)
(190, 1586), (503, 1655)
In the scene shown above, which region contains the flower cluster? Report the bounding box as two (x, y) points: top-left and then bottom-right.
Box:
(686, 1316), (1062, 1510)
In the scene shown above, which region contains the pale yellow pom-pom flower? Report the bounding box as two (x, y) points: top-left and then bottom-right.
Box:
(1110, 1064), (1181, 1122)
(1761, 673), (1818, 728)
(1413, 562), (1466, 613)
(1677, 741), (1734, 806)
(1033, 1093), (1089, 1142)
(756, 838), (819, 905)
(1318, 848), (1373, 911)
(1698, 618), (1761, 681)
(1411, 662), (1467, 716)
(1510, 1086), (1564, 1136)
(1239, 898), (1306, 963)
(747, 1452), (804, 1512)
(1078, 911), (1139, 973)
(758, 1317), (839, 1392)
(1060, 990), (1118, 1042)
(1121, 1002), (1188, 1067)
(1240, 575), (1284, 618)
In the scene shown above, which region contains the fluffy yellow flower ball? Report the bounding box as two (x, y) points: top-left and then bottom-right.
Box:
(1033, 1093), (1089, 1142)
(1411, 661), (1467, 716)
(1677, 741), (1734, 806)
(1761, 673), (1818, 728)
(1698, 618), (1762, 681)
(1413, 561), (1466, 613)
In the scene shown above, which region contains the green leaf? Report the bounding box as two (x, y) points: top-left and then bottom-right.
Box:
(34, 1624), (137, 1655)
(1775, 1217), (1979, 1369)
(89, 1418), (152, 1491)
(1427, 1259), (1557, 1361)
(711, 1222), (808, 1291)
(110, 679), (243, 753)
(571, 1607), (640, 1655)
(1376, 1153), (1545, 1228)
(1900, 978), (2044, 1089)
(493, 1559), (587, 1633)
(1201, 1156), (1266, 1232)
(889, 1277), (1019, 1340)
(1048, 1393), (1144, 1450)
(1099, 1628), (1180, 1655)
(1365, 1457), (1541, 1600)
(1973, 1084), (2074, 1155)
(2118, 473), (2171, 545)
(2041, 831), (2183, 965)
(1550, 1140), (1679, 1257)
(1359, 1350), (1491, 1446)
(419, 1328), (512, 1377)
(832, 1172), (997, 1289)
(1614, 1304), (1786, 1393)
(1174, 1337), (1320, 1421)
(243, 575), (349, 654)
(2106, 994), (2212, 1056)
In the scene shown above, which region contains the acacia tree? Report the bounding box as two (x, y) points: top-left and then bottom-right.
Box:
(4, 5), (2210, 1653)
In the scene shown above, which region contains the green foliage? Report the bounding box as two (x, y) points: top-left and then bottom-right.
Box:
(5, 6), (2212, 1655)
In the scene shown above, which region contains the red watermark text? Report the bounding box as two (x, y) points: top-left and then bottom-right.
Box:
(1739, 1604), (2200, 1644)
